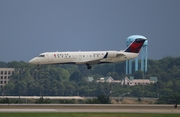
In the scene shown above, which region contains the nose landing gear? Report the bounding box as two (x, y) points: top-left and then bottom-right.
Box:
(37, 64), (41, 70)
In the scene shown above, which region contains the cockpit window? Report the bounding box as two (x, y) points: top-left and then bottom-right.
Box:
(38, 55), (45, 57)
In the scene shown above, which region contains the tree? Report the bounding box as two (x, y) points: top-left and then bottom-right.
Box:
(4, 82), (15, 95)
(97, 94), (110, 104)
(0, 98), (10, 104)
(14, 81), (27, 95)
(28, 82), (40, 95)
(69, 71), (83, 82)
(132, 71), (144, 79)
(35, 97), (51, 104)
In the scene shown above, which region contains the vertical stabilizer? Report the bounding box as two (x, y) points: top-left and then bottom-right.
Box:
(124, 38), (146, 53)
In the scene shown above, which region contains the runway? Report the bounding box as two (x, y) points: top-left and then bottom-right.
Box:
(0, 104), (180, 113)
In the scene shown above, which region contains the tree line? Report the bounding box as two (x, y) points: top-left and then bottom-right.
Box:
(0, 56), (180, 104)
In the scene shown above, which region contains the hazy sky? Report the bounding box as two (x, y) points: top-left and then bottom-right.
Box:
(1, 0), (180, 62)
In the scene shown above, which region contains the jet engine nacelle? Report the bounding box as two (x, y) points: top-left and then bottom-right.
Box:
(107, 51), (118, 58)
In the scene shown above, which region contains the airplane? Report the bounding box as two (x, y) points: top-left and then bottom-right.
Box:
(29, 35), (147, 69)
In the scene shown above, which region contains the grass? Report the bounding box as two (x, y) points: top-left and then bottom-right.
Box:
(0, 113), (180, 117)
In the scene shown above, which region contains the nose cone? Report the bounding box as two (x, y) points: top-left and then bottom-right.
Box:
(29, 58), (38, 64)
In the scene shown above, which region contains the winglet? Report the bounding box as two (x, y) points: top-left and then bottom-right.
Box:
(124, 38), (146, 53)
(103, 52), (108, 58)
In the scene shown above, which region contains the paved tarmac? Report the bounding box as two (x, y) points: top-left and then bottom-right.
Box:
(0, 104), (180, 113)
(0, 96), (84, 100)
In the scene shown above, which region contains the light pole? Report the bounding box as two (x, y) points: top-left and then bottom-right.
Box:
(2, 86), (4, 97)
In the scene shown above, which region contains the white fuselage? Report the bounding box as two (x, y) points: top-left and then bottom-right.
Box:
(29, 35), (147, 69)
(29, 50), (138, 65)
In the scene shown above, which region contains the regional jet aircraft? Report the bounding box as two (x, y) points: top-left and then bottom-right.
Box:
(29, 35), (147, 69)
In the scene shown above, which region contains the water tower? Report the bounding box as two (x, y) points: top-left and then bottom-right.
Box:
(125, 35), (148, 74)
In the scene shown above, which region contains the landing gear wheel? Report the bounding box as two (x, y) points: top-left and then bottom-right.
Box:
(37, 64), (40, 70)
(87, 66), (92, 69)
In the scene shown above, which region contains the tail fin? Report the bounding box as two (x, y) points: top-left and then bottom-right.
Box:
(124, 38), (146, 53)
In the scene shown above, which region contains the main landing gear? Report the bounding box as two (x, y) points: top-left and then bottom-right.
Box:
(87, 65), (92, 69)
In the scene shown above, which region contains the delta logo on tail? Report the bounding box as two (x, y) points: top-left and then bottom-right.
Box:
(125, 38), (146, 53)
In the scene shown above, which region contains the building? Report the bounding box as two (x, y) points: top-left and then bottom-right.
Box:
(0, 68), (14, 88)
(96, 76), (157, 86)
(86, 77), (94, 82)
(97, 76), (121, 83)
(121, 76), (158, 86)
